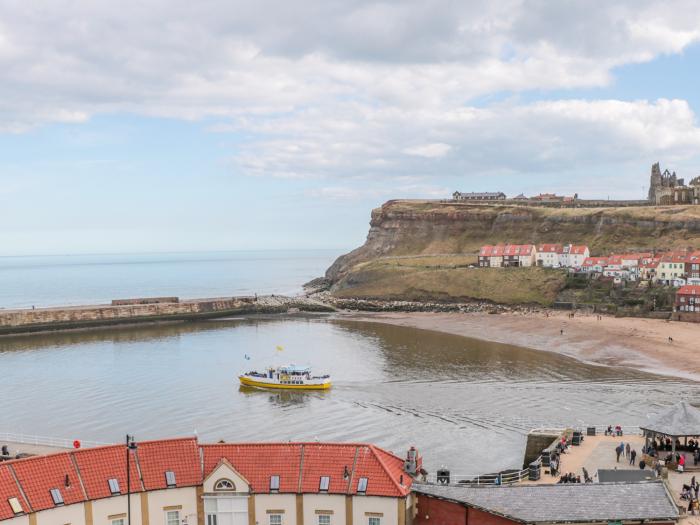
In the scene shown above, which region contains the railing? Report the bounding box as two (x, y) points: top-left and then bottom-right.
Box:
(425, 468), (531, 486)
(0, 432), (110, 449)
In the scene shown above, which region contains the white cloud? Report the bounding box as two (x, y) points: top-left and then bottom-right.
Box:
(1, 0), (700, 186)
(403, 143), (452, 158)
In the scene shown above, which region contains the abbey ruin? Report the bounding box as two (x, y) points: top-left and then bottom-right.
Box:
(648, 162), (700, 205)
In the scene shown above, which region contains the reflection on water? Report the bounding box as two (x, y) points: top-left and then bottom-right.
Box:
(0, 316), (696, 474)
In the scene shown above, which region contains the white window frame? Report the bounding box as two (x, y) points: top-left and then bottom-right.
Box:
(269, 513), (283, 525)
(111, 519), (125, 525)
(317, 514), (331, 525)
(368, 517), (381, 525)
(165, 509), (180, 525)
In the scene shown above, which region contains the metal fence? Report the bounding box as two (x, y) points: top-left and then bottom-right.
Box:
(425, 468), (530, 486)
(0, 432), (109, 449)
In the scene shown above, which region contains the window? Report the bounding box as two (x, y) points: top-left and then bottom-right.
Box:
(269, 514), (282, 525)
(317, 515), (331, 525)
(368, 518), (381, 525)
(49, 488), (64, 505)
(270, 475), (280, 492)
(319, 476), (330, 492)
(108, 478), (121, 495)
(112, 519), (125, 525)
(166, 510), (180, 525)
(165, 471), (176, 488)
(357, 477), (368, 493)
(207, 516), (217, 525)
(8, 497), (23, 515)
(214, 478), (235, 491)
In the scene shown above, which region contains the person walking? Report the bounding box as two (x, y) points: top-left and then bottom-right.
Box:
(630, 449), (637, 465)
(625, 443), (630, 459)
(615, 445), (622, 463)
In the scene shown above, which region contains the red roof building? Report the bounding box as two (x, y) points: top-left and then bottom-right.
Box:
(676, 285), (700, 312)
(0, 438), (416, 523)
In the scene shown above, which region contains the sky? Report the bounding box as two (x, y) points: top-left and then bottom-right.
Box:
(2, 0), (700, 256)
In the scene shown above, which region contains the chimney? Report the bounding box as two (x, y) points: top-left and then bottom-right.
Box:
(404, 446), (418, 476)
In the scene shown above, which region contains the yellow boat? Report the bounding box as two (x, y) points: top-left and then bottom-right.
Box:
(239, 364), (332, 390)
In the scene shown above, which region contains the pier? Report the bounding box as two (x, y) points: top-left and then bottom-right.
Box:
(0, 295), (333, 335)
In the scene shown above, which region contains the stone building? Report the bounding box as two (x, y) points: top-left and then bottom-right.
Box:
(648, 162), (700, 205)
(452, 191), (506, 201)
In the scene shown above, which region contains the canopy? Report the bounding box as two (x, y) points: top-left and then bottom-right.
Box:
(640, 401), (700, 437)
(278, 364), (310, 374)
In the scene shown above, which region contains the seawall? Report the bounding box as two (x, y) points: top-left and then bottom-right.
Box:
(0, 295), (334, 335)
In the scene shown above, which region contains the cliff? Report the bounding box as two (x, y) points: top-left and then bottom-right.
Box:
(323, 200), (700, 305)
(327, 200), (700, 281)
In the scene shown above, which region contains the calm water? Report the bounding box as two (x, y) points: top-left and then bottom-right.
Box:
(0, 250), (342, 309)
(1, 316), (696, 474)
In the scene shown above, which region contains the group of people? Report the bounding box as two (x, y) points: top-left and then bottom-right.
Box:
(681, 477), (700, 514)
(605, 424), (623, 436)
(614, 442), (638, 466)
(557, 472), (582, 483)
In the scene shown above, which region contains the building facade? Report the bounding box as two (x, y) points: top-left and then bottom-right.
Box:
(452, 192), (506, 202)
(675, 285), (700, 313)
(535, 245), (563, 268)
(648, 162), (700, 205)
(0, 439), (418, 525)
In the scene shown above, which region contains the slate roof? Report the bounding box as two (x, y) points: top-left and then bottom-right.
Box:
(413, 481), (678, 524)
(641, 401), (700, 437)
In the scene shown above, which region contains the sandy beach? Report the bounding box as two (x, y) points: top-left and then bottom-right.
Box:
(337, 310), (700, 381)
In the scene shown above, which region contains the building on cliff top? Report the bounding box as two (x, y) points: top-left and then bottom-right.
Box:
(452, 191), (506, 201)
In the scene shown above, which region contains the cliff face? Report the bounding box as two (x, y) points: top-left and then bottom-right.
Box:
(326, 200), (700, 281)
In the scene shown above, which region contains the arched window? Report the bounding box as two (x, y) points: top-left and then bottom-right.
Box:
(214, 479), (236, 491)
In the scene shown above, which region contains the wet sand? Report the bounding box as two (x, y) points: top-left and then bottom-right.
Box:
(338, 310), (700, 381)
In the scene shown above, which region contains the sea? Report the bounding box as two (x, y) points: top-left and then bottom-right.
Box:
(0, 250), (696, 475)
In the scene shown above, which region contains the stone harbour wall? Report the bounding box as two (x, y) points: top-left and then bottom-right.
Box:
(0, 295), (334, 335)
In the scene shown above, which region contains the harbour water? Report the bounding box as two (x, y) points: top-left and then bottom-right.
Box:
(1, 315), (697, 475)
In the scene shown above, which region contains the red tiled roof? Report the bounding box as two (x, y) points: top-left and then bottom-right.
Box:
(9, 453), (86, 512)
(479, 245), (494, 256)
(569, 245), (589, 255)
(678, 285), (700, 296)
(73, 445), (143, 499)
(135, 438), (202, 490)
(502, 244), (534, 256)
(582, 257), (607, 267)
(537, 244), (563, 253)
(0, 465), (30, 520)
(201, 442), (410, 497)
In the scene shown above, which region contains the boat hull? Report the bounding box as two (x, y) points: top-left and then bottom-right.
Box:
(238, 376), (332, 390)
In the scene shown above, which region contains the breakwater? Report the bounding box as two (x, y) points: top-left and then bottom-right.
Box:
(0, 295), (333, 335)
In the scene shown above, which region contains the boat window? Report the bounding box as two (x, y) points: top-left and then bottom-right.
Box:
(319, 476), (330, 491)
(270, 475), (280, 492)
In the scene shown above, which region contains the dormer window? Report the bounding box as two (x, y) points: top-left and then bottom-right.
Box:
(8, 497), (23, 515)
(319, 476), (330, 492)
(108, 478), (121, 495)
(214, 479), (235, 491)
(357, 477), (368, 494)
(270, 475), (280, 492)
(165, 471), (176, 488)
(50, 488), (64, 506)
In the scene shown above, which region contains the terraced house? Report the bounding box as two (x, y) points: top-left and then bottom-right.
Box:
(0, 438), (418, 525)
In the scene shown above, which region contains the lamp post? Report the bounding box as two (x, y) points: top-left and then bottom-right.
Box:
(126, 435), (138, 525)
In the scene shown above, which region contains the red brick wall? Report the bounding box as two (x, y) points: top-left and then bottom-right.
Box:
(414, 495), (520, 525)
(414, 495), (466, 525)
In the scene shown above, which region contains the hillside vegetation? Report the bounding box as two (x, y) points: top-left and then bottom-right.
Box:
(331, 256), (567, 306)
